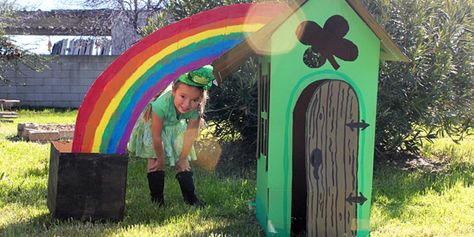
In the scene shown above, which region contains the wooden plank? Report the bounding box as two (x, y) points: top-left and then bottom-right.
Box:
(0, 111), (18, 119)
(0, 115), (18, 118)
(0, 111), (18, 115)
(0, 100), (20, 110)
(27, 130), (61, 142)
(0, 99), (20, 103)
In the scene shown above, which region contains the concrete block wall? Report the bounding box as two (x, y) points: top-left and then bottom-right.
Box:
(0, 55), (117, 108)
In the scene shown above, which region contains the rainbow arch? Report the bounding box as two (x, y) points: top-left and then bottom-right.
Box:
(72, 3), (288, 154)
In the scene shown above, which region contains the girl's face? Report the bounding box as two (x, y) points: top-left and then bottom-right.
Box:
(172, 83), (203, 114)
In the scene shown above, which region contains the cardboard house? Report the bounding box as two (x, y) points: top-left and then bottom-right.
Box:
(214, 0), (408, 236)
(68, 0), (407, 235)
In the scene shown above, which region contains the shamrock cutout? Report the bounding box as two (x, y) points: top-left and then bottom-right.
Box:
(296, 15), (359, 70)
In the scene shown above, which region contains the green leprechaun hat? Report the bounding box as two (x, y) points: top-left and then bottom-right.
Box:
(177, 65), (216, 90)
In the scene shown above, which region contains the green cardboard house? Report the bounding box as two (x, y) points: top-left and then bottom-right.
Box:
(214, 0), (408, 236)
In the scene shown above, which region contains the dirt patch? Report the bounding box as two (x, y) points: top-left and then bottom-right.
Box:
(403, 156), (449, 173)
(377, 152), (449, 173)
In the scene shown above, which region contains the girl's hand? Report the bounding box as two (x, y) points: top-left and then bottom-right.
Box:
(147, 157), (165, 172)
(176, 158), (191, 172)
(155, 157), (166, 170)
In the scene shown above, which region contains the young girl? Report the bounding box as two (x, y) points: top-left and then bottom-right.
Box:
(128, 65), (215, 207)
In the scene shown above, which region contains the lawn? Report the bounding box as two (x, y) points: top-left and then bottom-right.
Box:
(0, 109), (262, 236)
(0, 109), (473, 236)
(371, 136), (474, 236)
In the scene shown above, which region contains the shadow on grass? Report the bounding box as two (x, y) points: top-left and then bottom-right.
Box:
(0, 158), (176, 235)
(372, 160), (474, 219)
(1, 149), (261, 235)
(0, 165), (49, 208)
(0, 184), (48, 207)
(0, 213), (53, 236)
(24, 165), (49, 178)
(116, 158), (188, 225)
(122, 158), (262, 235)
(5, 135), (59, 144)
(173, 215), (264, 237)
(214, 140), (258, 179)
(0, 162), (49, 208)
(5, 135), (23, 142)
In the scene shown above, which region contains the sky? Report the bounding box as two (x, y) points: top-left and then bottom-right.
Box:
(10, 0), (99, 55)
(15, 0), (83, 11)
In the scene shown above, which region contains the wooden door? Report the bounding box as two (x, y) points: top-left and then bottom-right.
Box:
(305, 80), (360, 236)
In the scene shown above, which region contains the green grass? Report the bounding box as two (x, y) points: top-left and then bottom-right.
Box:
(1, 109), (473, 236)
(0, 110), (263, 236)
(371, 136), (474, 236)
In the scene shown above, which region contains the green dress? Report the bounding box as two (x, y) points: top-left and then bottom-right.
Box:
(127, 90), (199, 166)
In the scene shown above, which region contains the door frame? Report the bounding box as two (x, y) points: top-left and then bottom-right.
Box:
(291, 79), (362, 235)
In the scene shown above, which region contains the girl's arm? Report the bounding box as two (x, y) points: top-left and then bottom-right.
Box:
(151, 113), (166, 171)
(176, 118), (200, 172)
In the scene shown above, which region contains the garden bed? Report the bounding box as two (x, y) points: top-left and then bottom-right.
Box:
(17, 123), (74, 142)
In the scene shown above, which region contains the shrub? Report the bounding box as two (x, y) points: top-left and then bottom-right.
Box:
(363, 0), (474, 157)
(142, 0), (473, 162)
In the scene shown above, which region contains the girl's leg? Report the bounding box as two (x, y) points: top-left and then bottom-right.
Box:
(172, 124), (203, 206)
(176, 170), (204, 207)
(147, 159), (165, 206)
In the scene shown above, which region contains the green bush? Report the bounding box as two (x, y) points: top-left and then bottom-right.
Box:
(206, 57), (259, 142)
(363, 0), (474, 157)
(142, 0), (473, 160)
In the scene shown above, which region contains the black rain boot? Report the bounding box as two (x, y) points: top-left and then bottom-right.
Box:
(147, 171), (165, 207)
(176, 171), (205, 207)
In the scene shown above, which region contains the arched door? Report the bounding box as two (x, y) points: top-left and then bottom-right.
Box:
(292, 80), (363, 236)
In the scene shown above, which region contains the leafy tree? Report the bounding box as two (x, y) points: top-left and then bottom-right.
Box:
(67, 0), (167, 54)
(362, 0), (474, 157)
(206, 57), (259, 142)
(141, 0), (254, 35)
(0, 0), (48, 85)
(73, 0), (167, 35)
(143, 0), (473, 160)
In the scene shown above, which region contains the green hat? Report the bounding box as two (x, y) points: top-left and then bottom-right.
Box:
(177, 65), (215, 90)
